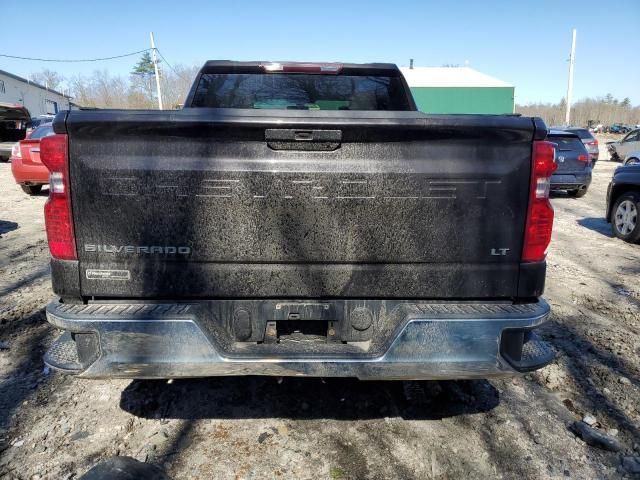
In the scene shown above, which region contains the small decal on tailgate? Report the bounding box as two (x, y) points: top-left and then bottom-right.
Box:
(86, 269), (131, 281)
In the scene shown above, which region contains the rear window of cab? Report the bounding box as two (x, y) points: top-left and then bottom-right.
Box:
(191, 73), (412, 111)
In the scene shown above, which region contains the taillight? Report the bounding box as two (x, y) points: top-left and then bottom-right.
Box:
(522, 140), (557, 262)
(40, 134), (77, 260)
(588, 139), (598, 146)
(11, 142), (21, 159)
(577, 154), (589, 162)
(261, 62), (342, 74)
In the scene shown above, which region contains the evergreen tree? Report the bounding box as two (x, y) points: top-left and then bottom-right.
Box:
(132, 51), (157, 76)
(130, 52), (160, 107)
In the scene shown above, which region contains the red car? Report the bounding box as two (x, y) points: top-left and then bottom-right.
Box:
(11, 124), (54, 195)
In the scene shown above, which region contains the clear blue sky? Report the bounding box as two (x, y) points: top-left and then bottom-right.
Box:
(1, 0), (638, 105)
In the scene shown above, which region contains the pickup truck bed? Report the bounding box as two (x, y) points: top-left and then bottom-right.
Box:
(41, 61), (556, 379)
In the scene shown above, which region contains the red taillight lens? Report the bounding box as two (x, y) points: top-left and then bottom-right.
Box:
(532, 141), (556, 177)
(522, 140), (557, 262)
(40, 134), (76, 260)
(522, 201), (554, 262)
(44, 195), (76, 260)
(577, 154), (589, 162)
(40, 134), (67, 171)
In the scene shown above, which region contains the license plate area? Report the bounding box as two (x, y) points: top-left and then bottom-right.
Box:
(200, 299), (390, 357)
(264, 319), (340, 344)
(264, 302), (340, 344)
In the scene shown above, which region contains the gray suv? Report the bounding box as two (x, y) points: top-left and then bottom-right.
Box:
(549, 129), (592, 197)
(564, 127), (599, 165)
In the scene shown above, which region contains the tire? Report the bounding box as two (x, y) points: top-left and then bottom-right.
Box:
(0, 156), (8, 163)
(610, 152), (621, 162)
(568, 188), (588, 198)
(611, 192), (640, 244)
(624, 157), (640, 166)
(20, 184), (42, 195)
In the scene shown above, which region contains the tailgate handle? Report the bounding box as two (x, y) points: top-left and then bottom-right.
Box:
(265, 129), (342, 151)
(294, 130), (313, 141)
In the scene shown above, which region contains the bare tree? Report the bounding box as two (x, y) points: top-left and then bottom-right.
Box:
(68, 70), (128, 108)
(68, 75), (94, 107)
(160, 64), (199, 109)
(28, 69), (65, 91)
(29, 68), (64, 90)
(517, 96), (640, 127)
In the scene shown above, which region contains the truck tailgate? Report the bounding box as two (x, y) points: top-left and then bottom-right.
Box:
(66, 109), (536, 299)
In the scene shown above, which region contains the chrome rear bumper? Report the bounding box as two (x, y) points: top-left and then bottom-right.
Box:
(45, 299), (553, 380)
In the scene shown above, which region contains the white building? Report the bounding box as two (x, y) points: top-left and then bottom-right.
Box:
(0, 69), (71, 118)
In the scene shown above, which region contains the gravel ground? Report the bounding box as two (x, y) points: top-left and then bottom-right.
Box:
(0, 141), (639, 479)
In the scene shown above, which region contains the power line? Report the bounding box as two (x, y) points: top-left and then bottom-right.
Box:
(155, 49), (191, 80)
(155, 49), (177, 74)
(0, 49), (151, 63)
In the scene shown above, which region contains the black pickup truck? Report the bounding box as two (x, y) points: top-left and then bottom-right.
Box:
(42, 61), (556, 380)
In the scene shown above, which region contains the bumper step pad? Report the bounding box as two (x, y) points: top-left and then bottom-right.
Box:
(503, 332), (555, 372)
(44, 331), (83, 374)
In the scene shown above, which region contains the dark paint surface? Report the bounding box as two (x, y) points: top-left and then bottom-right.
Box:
(58, 108), (543, 299)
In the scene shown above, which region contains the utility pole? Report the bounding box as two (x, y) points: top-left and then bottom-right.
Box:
(565, 29), (576, 126)
(150, 32), (164, 110)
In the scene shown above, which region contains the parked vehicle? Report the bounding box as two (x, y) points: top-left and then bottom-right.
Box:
(608, 124), (632, 134)
(606, 163), (640, 243)
(548, 129), (592, 197)
(26, 115), (54, 135)
(624, 151), (640, 166)
(41, 61), (556, 381)
(0, 103), (30, 161)
(558, 127), (599, 165)
(608, 129), (640, 162)
(10, 124), (55, 194)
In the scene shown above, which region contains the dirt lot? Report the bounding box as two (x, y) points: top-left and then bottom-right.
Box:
(1, 142), (639, 479)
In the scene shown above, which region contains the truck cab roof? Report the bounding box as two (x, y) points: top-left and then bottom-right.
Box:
(201, 60), (402, 74)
